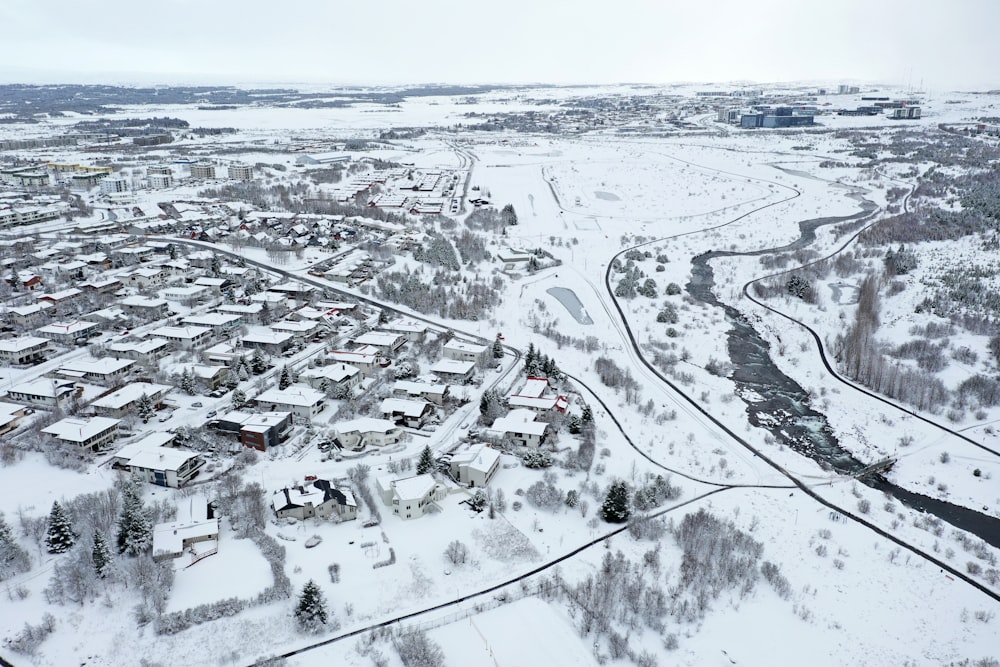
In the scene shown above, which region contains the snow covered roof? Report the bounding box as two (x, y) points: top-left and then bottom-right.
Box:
(517, 377), (550, 399)
(508, 395), (558, 410)
(256, 385), (325, 407)
(120, 295), (168, 307)
(380, 397), (431, 417)
(491, 409), (548, 436)
(59, 357), (135, 376)
(430, 359), (475, 375)
(37, 320), (98, 335)
(126, 446), (201, 472)
(443, 340), (488, 354)
(42, 416), (120, 442)
(270, 320), (318, 333)
(90, 382), (171, 411)
(149, 325), (212, 340)
(386, 474), (438, 502)
(0, 336), (48, 352)
(182, 313), (241, 327)
(450, 444), (501, 473)
(6, 377), (76, 399)
(302, 363), (360, 382)
(152, 518), (219, 558)
(353, 331), (403, 347)
(243, 329), (293, 345)
(392, 380), (448, 396)
(108, 338), (169, 354)
(335, 417), (398, 435)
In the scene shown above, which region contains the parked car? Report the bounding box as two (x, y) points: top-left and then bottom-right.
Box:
(191, 401), (203, 408)
(157, 413), (171, 422)
(206, 410), (217, 418)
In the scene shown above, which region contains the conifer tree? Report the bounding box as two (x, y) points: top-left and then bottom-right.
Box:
(232, 388), (247, 410)
(416, 445), (434, 475)
(278, 365), (291, 390)
(492, 338), (504, 359)
(294, 579), (329, 633)
(581, 404), (594, 425)
(181, 368), (196, 395)
(45, 501), (76, 554)
(0, 512), (31, 581)
(600, 480), (631, 523)
(117, 482), (152, 556)
(137, 393), (154, 423)
(92, 530), (112, 579)
(251, 348), (268, 375)
(226, 368), (240, 389)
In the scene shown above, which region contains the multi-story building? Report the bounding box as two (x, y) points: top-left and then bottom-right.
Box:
(190, 163), (216, 179)
(42, 416), (120, 451)
(100, 176), (129, 195)
(227, 163), (253, 181)
(0, 336), (49, 364)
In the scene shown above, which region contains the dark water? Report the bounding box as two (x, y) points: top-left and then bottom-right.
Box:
(686, 205), (1000, 550)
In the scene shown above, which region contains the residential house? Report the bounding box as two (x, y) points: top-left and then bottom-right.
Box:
(391, 380), (449, 406)
(42, 416), (120, 451)
(188, 364), (229, 391)
(117, 446), (204, 488)
(333, 418), (401, 451)
(5, 377), (78, 407)
(204, 341), (251, 367)
(448, 444), (502, 488)
(211, 410), (292, 450)
(376, 474), (447, 520)
(123, 267), (168, 289)
(90, 382), (171, 418)
(148, 325), (213, 350)
(57, 357), (135, 384)
(270, 319), (319, 342)
(7, 302), (53, 326)
(329, 349), (382, 375)
(217, 302), (264, 325)
(250, 292), (288, 318)
(152, 517), (219, 562)
(242, 329), (293, 355)
(36, 320), (99, 344)
(271, 479), (357, 522)
(300, 363), (362, 394)
(106, 337), (170, 365)
(254, 385), (326, 423)
(163, 284), (210, 306)
(0, 401), (27, 437)
(351, 331), (406, 355)
(379, 397), (434, 428)
(80, 277), (123, 295)
(429, 358), (475, 384)
(38, 287), (83, 307)
(120, 296), (169, 320)
(443, 339), (489, 365)
(490, 408), (550, 448)
(0, 336), (49, 365)
(181, 312), (242, 336)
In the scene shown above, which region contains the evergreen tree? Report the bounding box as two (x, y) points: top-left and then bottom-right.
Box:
(180, 368), (196, 395)
(168, 243), (178, 260)
(278, 365), (291, 390)
(492, 338), (504, 359)
(117, 482), (152, 556)
(567, 414), (582, 434)
(231, 388), (247, 410)
(294, 579), (329, 633)
(0, 512), (31, 581)
(416, 445), (434, 475)
(226, 368), (240, 389)
(251, 348), (268, 375)
(45, 501), (76, 554)
(237, 360), (250, 382)
(210, 253), (222, 277)
(524, 343), (536, 374)
(136, 393), (154, 423)
(501, 203), (518, 226)
(260, 302), (272, 325)
(581, 404), (594, 425)
(91, 530), (112, 579)
(600, 480), (631, 523)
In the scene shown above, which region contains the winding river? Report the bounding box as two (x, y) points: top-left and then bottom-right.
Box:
(687, 202), (1000, 550)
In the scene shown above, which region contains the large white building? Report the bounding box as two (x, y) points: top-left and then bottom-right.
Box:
(254, 385), (326, 423)
(42, 416), (120, 451)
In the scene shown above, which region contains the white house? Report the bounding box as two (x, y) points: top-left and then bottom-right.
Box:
(107, 337), (170, 364)
(163, 284), (211, 306)
(181, 312), (242, 335)
(217, 302), (265, 325)
(448, 444), (501, 488)
(271, 479), (357, 522)
(42, 416), (120, 451)
(152, 518), (219, 562)
(57, 357), (135, 384)
(351, 331), (406, 355)
(5, 377), (77, 407)
(90, 382), (171, 418)
(490, 408), (549, 448)
(148, 325), (213, 349)
(0, 336), (49, 365)
(300, 363), (362, 394)
(333, 417), (402, 450)
(254, 385), (326, 423)
(391, 380), (449, 406)
(120, 295), (169, 320)
(429, 358), (475, 384)
(36, 320), (99, 344)
(329, 350), (382, 375)
(443, 339), (489, 365)
(376, 474), (447, 520)
(118, 446), (205, 488)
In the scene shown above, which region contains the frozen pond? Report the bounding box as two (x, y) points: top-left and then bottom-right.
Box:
(594, 190), (620, 201)
(546, 287), (593, 324)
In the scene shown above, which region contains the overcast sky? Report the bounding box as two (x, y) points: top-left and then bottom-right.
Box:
(2, 0), (997, 90)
